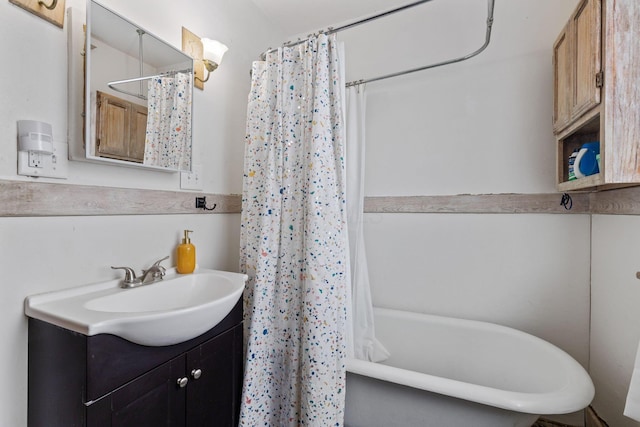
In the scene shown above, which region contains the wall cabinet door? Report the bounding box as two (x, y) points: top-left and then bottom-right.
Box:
(571, 0), (601, 119)
(96, 91), (130, 160)
(553, 23), (572, 132)
(129, 104), (148, 162)
(553, 0), (601, 134)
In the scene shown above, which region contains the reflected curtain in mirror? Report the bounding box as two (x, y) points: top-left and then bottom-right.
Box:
(143, 72), (193, 170)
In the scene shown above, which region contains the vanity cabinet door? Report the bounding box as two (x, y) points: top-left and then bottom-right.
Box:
(86, 355), (186, 427)
(186, 323), (243, 427)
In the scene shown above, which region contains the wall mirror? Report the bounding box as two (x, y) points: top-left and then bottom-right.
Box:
(68, 0), (194, 172)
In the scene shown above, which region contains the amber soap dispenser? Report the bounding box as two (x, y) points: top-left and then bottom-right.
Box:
(177, 229), (196, 274)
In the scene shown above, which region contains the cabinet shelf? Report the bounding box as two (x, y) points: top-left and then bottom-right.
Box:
(558, 173), (602, 192)
(556, 109), (601, 189)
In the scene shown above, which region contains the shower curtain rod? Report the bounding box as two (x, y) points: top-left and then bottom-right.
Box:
(261, 0), (495, 87)
(107, 68), (192, 101)
(105, 26), (192, 101)
(348, 0), (495, 86)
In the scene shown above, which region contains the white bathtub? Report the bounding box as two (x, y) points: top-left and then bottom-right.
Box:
(345, 307), (594, 427)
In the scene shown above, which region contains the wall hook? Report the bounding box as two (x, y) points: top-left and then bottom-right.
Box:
(195, 196), (216, 211)
(560, 193), (573, 210)
(38, 0), (58, 10)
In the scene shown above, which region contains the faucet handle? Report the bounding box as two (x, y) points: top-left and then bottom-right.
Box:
(111, 266), (140, 286)
(152, 256), (170, 267)
(152, 256), (169, 275)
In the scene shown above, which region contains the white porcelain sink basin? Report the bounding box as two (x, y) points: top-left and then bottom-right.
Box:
(25, 267), (247, 346)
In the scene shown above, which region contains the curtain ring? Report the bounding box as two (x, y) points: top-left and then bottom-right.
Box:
(38, 0), (58, 10)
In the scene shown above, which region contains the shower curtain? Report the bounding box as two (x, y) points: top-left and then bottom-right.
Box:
(143, 72), (192, 170)
(345, 85), (389, 362)
(239, 34), (349, 426)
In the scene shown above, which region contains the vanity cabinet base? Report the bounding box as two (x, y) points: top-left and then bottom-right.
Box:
(28, 300), (243, 427)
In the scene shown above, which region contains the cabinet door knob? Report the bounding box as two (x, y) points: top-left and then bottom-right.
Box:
(191, 368), (202, 380)
(177, 377), (189, 388)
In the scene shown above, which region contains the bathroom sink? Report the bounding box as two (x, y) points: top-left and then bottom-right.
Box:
(25, 268), (247, 346)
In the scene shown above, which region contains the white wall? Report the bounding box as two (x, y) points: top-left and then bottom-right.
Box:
(355, 0), (587, 341)
(591, 215), (640, 427)
(340, 0), (579, 195)
(365, 213), (590, 363)
(0, 1), (283, 425)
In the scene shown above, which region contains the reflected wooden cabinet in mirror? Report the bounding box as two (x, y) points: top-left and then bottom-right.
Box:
(96, 91), (148, 163)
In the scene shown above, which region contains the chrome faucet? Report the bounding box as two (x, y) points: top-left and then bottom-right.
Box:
(111, 256), (169, 288)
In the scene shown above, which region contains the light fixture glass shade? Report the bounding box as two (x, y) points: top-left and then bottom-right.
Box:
(201, 38), (228, 66)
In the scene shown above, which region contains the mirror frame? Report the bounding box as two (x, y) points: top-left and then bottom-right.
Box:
(67, 0), (194, 172)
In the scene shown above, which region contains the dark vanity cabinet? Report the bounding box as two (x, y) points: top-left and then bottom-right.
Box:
(28, 301), (243, 427)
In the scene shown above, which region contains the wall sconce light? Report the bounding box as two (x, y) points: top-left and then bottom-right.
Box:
(182, 27), (228, 90)
(199, 38), (228, 83)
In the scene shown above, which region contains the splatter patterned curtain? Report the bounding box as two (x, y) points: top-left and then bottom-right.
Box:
(143, 72), (192, 170)
(240, 34), (349, 426)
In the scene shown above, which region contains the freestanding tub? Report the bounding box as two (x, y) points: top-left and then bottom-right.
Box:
(345, 307), (594, 427)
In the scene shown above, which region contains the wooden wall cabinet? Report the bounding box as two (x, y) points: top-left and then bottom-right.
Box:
(96, 91), (147, 163)
(28, 301), (243, 427)
(554, 0), (640, 191)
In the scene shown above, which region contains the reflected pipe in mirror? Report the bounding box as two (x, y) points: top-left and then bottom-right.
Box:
(67, 0), (194, 172)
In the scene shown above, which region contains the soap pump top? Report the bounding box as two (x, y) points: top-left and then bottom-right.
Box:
(176, 229), (196, 274)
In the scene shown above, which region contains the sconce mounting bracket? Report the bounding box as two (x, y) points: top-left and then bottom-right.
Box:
(9, 0), (65, 28)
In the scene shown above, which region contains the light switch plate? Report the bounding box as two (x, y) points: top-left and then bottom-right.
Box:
(180, 164), (203, 190)
(18, 141), (69, 179)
